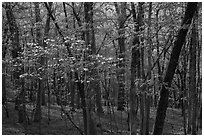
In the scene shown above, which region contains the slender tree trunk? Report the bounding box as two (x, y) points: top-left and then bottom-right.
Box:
(43, 2), (52, 44)
(114, 2), (127, 111)
(181, 66), (187, 134)
(75, 72), (87, 134)
(89, 2), (103, 114)
(129, 34), (139, 134)
(129, 37), (139, 133)
(196, 9), (202, 129)
(179, 18), (188, 133)
(84, 2), (97, 134)
(42, 2), (52, 108)
(2, 44), (7, 116)
(34, 2), (43, 122)
(153, 3), (197, 134)
(137, 3), (146, 135)
(189, 15), (197, 135)
(156, 9), (162, 83)
(29, 2), (35, 43)
(2, 35), (9, 117)
(63, 2), (68, 29)
(76, 88), (81, 109)
(145, 2), (152, 134)
(43, 2), (52, 117)
(70, 3), (82, 110)
(2, 21), (7, 109)
(70, 72), (75, 111)
(129, 2), (143, 134)
(2, 63), (7, 105)
(18, 72), (26, 123)
(34, 79), (42, 122)
(69, 3), (76, 111)
(47, 77), (51, 123)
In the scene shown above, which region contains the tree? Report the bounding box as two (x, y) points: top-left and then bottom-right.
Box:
(189, 12), (197, 135)
(2, 5), (9, 117)
(4, 2), (27, 123)
(84, 2), (97, 134)
(114, 2), (127, 111)
(129, 2), (141, 134)
(88, 2), (103, 113)
(145, 2), (152, 134)
(153, 2), (198, 134)
(43, 2), (53, 122)
(33, 2), (43, 123)
(1, 2), (202, 135)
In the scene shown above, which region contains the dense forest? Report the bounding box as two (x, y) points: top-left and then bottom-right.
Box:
(2, 2), (202, 135)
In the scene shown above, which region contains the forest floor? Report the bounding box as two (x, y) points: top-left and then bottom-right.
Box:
(3, 101), (196, 135)
(2, 89), (202, 135)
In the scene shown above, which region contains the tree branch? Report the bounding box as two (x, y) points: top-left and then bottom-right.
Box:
(44, 2), (73, 56)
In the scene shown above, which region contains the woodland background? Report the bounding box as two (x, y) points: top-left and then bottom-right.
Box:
(2, 2), (202, 135)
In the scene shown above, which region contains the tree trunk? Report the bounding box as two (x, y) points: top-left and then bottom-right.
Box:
(76, 89), (81, 109)
(89, 2), (103, 114)
(34, 2), (43, 122)
(2, 19), (7, 109)
(129, 2), (143, 134)
(46, 77), (51, 123)
(114, 2), (127, 111)
(84, 2), (97, 134)
(137, 3), (147, 134)
(63, 2), (68, 29)
(145, 2), (152, 134)
(196, 8), (202, 129)
(75, 72), (88, 134)
(18, 76), (26, 123)
(156, 9), (162, 83)
(2, 44), (8, 118)
(70, 72), (75, 111)
(189, 15), (197, 135)
(2, 55), (7, 107)
(34, 79), (42, 122)
(129, 36), (139, 134)
(42, 2), (52, 107)
(153, 3), (197, 134)
(5, 2), (24, 122)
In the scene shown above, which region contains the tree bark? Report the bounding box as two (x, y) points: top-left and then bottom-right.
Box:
(75, 72), (88, 134)
(44, 2), (52, 43)
(129, 2), (142, 134)
(189, 15), (197, 135)
(2, 25), (7, 110)
(156, 9), (162, 83)
(136, 3), (146, 135)
(114, 2), (127, 111)
(89, 2), (103, 114)
(70, 72), (75, 111)
(145, 2), (152, 134)
(84, 2), (97, 134)
(63, 2), (69, 29)
(34, 2), (43, 122)
(2, 27), (8, 117)
(153, 2), (197, 134)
